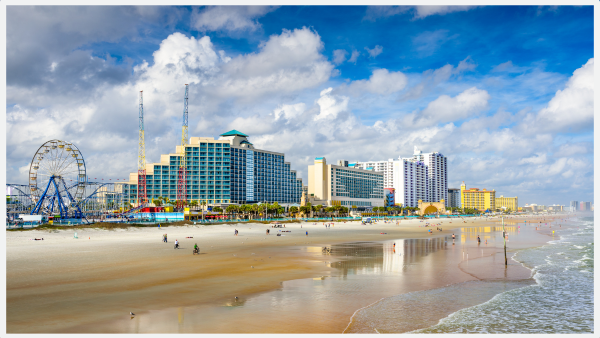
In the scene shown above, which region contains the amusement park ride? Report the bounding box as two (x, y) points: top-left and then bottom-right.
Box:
(6, 140), (124, 223)
(6, 85), (192, 224)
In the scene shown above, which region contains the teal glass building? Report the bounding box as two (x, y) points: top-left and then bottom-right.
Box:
(122, 130), (302, 206)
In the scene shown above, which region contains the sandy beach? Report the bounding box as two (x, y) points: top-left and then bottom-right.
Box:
(6, 214), (569, 333)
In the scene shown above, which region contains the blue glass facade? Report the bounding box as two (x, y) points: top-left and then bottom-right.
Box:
(230, 147), (302, 204)
(123, 131), (302, 205)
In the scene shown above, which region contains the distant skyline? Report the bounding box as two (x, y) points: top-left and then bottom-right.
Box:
(5, 5), (594, 206)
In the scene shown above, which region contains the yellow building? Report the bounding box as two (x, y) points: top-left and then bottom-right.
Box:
(496, 195), (518, 211)
(460, 181), (495, 211)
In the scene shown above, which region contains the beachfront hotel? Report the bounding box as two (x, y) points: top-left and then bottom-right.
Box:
(307, 157), (384, 208)
(448, 188), (461, 208)
(570, 201), (578, 212)
(121, 130), (302, 206)
(460, 181), (496, 211)
(354, 146), (447, 208)
(496, 195), (518, 211)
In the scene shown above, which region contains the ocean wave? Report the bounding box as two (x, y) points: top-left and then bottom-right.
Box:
(413, 220), (594, 334)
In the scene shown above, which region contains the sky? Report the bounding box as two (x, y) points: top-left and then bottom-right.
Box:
(5, 5), (594, 206)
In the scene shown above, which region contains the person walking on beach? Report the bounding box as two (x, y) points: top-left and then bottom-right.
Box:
(477, 235), (481, 244)
(306, 231), (308, 236)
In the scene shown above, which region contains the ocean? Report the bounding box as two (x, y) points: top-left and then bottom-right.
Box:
(346, 217), (594, 334)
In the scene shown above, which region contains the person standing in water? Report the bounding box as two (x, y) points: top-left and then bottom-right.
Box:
(477, 235), (481, 244)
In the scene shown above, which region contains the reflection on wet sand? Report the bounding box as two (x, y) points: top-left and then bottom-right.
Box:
(322, 237), (450, 276)
(66, 224), (538, 333)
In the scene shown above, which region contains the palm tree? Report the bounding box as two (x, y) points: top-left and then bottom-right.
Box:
(289, 206), (299, 217)
(226, 205), (238, 219)
(251, 204), (260, 220)
(199, 201), (207, 222)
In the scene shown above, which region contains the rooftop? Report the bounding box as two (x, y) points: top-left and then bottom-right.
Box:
(220, 129), (248, 137)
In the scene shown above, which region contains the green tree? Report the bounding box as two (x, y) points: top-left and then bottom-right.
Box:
(213, 206), (223, 213)
(289, 206), (299, 216)
(226, 205), (238, 218)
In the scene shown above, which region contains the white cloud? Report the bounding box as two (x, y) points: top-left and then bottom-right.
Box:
(419, 87), (490, 124)
(414, 6), (479, 19)
(227, 114), (277, 135)
(491, 61), (528, 73)
(535, 58), (593, 131)
(413, 29), (457, 56)
(364, 6), (478, 21)
(347, 69), (408, 96)
(191, 6), (277, 33)
(274, 103), (306, 122)
(215, 27), (335, 101)
(364, 45), (383, 58)
(314, 88), (349, 121)
(332, 49), (348, 64)
(554, 143), (590, 157)
(518, 153), (547, 165)
(402, 57), (477, 101)
(348, 50), (360, 63)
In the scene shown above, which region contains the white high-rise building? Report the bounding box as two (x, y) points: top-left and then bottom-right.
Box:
(354, 159), (395, 189)
(354, 146), (448, 208)
(412, 146), (448, 206)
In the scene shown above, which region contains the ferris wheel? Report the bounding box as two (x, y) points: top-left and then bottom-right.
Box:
(28, 140), (87, 218)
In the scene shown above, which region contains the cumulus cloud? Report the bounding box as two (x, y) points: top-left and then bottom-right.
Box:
(418, 87), (490, 124)
(314, 88), (349, 121)
(191, 6), (277, 33)
(274, 103), (306, 122)
(215, 27), (335, 100)
(364, 45), (383, 58)
(348, 50), (360, 63)
(332, 49), (348, 64)
(346, 69), (408, 96)
(534, 58), (593, 131)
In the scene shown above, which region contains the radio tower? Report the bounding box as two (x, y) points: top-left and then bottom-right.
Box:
(177, 84), (189, 209)
(138, 90), (147, 206)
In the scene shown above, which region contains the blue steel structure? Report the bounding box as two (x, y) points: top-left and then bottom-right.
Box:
(31, 175), (84, 219)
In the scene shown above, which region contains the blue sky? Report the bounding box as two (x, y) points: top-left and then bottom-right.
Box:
(5, 5), (594, 206)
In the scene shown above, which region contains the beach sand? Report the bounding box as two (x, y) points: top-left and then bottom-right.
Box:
(6, 215), (568, 333)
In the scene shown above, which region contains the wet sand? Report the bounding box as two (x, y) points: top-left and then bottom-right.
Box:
(6, 215), (569, 333)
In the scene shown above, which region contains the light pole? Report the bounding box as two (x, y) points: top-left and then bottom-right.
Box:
(503, 216), (507, 266)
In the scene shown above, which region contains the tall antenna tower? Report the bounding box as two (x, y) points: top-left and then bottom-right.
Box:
(138, 90), (147, 205)
(177, 84), (189, 208)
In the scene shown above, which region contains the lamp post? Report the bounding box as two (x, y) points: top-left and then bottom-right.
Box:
(503, 216), (507, 266)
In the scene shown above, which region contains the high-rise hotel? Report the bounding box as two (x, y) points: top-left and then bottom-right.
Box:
(354, 147), (447, 207)
(121, 130), (303, 205)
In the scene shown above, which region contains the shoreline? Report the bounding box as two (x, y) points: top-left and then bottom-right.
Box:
(6, 214), (572, 333)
